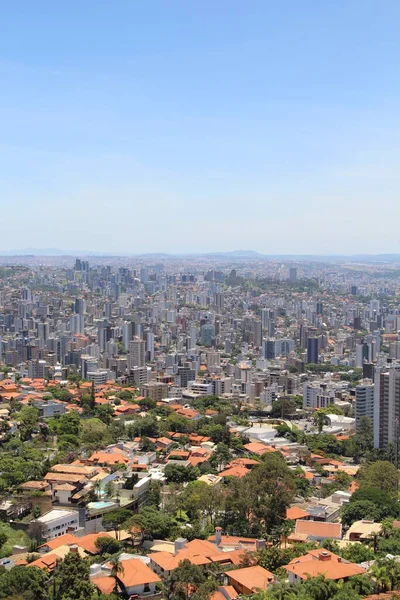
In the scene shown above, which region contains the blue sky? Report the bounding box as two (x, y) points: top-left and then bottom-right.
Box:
(1, 1), (400, 254)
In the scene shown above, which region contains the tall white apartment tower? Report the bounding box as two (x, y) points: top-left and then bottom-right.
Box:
(129, 336), (146, 370)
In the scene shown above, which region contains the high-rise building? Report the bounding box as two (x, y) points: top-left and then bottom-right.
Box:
(373, 365), (400, 449)
(289, 267), (297, 282)
(355, 380), (374, 430)
(129, 336), (146, 370)
(303, 381), (336, 409)
(147, 332), (155, 361)
(307, 337), (319, 364)
(201, 323), (215, 347)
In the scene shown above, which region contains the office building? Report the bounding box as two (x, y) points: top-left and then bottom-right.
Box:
(201, 323), (215, 347)
(129, 336), (146, 370)
(307, 337), (319, 364)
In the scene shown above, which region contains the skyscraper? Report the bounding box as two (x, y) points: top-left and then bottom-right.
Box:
(201, 323), (215, 347)
(374, 365), (400, 449)
(307, 336), (319, 364)
(289, 267), (297, 282)
(355, 380), (374, 431)
(129, 336), (146, 370)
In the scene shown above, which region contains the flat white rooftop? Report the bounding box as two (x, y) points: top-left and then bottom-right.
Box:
(38, 509), (78, 524)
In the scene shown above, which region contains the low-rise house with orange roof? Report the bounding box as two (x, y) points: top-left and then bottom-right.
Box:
(211, 585), (238, 600)
(19, 480), (51, 493)
(284, 549), (365, 583)
(208, 528), (265, 552)
(285, 507), (311, 521)
(168, 450), (190, 461)
(43, 472), (88, 493)
(294, 519), (342, 541)
(225, 565), (275, 595)
(149, 537), (246, 577)
(88, 451), (130, 467)
(225, 458), (259, 469)
(219, 465), (250, 479)
(244, 442), (275, 456)
(155, 437), (174, 451)
(95, 556), (161, 597)
(114, 403), (140, 416)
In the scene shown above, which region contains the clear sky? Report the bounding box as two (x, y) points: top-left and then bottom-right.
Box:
(1, 1), (400, 255)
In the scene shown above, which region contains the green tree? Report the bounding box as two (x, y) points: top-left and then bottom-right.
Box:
(0, 565), (49, 600)
(102, 508), (132, 540)
(57, 411), (81, 436)
(164, 464), (200, 484)
(357, 461), (399, 496)
(94, 536), (121, 556)
(210, 443), (232, 470)
(130, 506), (174, 541)
(17, 406), (39, 441)
(167, 559), (206, 600)
(109, 555), (125, 595)
(54, 552), (95, 600)
(341, 500), (380, 529)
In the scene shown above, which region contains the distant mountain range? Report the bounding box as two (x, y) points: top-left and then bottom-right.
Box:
(1, 248), (400, 263)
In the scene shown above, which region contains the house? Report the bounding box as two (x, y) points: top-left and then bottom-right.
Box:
(43, 472), (88, 493)
(149, 537), (246, 577)
(211, 586), (238, 600)
(244, 442), (275, 456)
(225, 566), (275, 595)
(29, 544), (87, 571)
(219, 466), (249, 479)
(285, 507), (310, 521)
(102, 557), (161, 596)
(293, 520), (342, 541)
(284, 549), (365, 583)
(87, 451), (130, 467)
(344, 519), (381, 542)
(197, 474), (222, 487)
(209, 528), (264, 552)
(156, 437), (174, 451)
(35, 508), (80, 540)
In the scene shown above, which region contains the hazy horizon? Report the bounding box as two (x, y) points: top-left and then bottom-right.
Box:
(1, 1), (400, 254)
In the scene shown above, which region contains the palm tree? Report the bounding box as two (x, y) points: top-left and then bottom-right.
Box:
(380, 517), (394, 539)
(367, 531), (380, 553)
(280, 519), (295, 548)
(109, 555), (125, 595)
(92, 480), (102, 500)
(379, 557), (400, 591)
(370, 564), (391, 593)
(347, 574), (373, 596)
(302, 575), (336, 600)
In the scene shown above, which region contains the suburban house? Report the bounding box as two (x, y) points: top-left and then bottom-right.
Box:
(344, 519), (381, 542)
(225, 565), (275, 595)
(284, 549), (366, 583)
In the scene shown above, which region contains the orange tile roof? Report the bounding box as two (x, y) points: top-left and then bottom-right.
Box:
(88, 451), (130, 465)
(284, 550), (365, 580)
(28, 553), (59, 571)
(226, 566), (275, 592)
(75, 532), (113, 554)
(111, 558), (161, 587)
(219, 466), (249, 479)
(40, 534), (77, 550)
(92, 576), (116, 595)
(286, 507), (309, 521)
(295, 520), (342, 540)
(244, 442), (275, 455)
